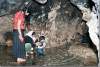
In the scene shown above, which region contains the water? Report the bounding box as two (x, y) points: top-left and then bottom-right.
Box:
(0, 45), (83, 66)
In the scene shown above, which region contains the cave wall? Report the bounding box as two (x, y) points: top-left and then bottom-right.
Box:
(30, 0), (83, 48)
(0, 0), (86, 48)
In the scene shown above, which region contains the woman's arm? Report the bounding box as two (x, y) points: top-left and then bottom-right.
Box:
(18, 20), (24, 42)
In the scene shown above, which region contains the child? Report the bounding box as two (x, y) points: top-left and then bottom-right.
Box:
(36, 35), (46, 58)
(25, 31), (36, 59)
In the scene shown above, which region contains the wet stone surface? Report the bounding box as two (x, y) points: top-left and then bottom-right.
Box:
(0, 44), (97, 66)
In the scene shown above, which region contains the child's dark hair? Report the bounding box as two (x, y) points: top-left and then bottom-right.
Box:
(32, 32), (36, 35)
(39, 36), (45, 41)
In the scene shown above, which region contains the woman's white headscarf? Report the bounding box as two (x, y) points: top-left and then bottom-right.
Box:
(26, 31), (36, 42)
(25, 31), (34, 39)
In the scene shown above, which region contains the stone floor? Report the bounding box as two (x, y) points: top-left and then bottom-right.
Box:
(0, 44), (98, 66)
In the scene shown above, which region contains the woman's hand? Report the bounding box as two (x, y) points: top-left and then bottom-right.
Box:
(19, 35), (24, 43)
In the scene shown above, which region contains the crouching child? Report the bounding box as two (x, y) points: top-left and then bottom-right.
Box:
(36, 36), (46, 58)
(24, 31), (37, 64)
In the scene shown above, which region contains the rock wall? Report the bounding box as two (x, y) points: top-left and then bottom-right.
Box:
(28, 0), (83, 48)
(0, 0), (98, 65)
(0, 0), (85, 47)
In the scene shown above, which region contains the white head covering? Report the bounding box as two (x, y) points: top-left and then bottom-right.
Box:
(26, 31), (36, 42)
(26, 31), (34, 39)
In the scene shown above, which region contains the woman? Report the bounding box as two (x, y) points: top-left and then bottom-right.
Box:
(12, 10), (26, 64)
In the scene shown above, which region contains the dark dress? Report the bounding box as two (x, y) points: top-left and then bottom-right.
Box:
(13, 30), (26, 58)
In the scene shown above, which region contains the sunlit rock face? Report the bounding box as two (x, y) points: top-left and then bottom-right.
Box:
(72, 0), (99, 65)
(79, 0), (99, 49)
(0, 0), (84, 47)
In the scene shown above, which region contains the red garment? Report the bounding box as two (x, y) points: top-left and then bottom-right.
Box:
(12, 11), (25, 30)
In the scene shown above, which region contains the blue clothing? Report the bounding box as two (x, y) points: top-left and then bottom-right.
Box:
(36, 48), (44, 57)
(12, 30), (26, 58)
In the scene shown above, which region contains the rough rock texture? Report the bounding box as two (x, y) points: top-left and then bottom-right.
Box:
(0, 16), (12, 43)
(68, 42), (97, 65)
(0, 0), (98, 66)
(0, 0), (25, 16)
(0, 0), (83, 46)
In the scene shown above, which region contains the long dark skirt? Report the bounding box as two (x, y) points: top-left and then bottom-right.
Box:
(12, 30), (26, 58)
